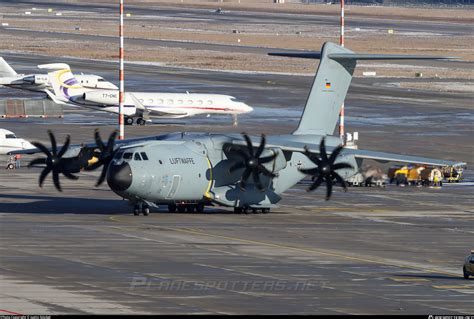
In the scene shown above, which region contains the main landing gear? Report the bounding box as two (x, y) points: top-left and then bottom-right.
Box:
(233, 207), (270, 214)
(168, 203), (205, 213)
(125, 117), (147, 126)
(133, 202), (150, 216)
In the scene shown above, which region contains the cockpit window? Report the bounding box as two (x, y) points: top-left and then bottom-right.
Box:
(114, 151), (124, 159)
(123, 152), (133, 160)
(5, 134), (17, 139)
(134, 153), (142, 161)
(98, 78), (105, 82)
(140, 152), (149, 160)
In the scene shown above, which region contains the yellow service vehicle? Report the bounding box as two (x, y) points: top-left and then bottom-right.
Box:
(442, 166), (463, 183)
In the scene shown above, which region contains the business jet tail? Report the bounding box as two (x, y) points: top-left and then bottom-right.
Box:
(38, 63), (88, 104)
(0, 57), (17, 77)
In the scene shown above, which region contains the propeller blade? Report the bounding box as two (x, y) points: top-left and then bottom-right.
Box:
(258, 164), (276, 178)
(229, 161), (246, 173)
(325, 178), (332, 200)
(52, 170), (62, 192)
(48, 130), (57, 155)
(96, 166), (108, 186)
(63, 171), (79, 180)
(252, 170), (264, 191)
(94, 129), (105, 151)
(328, 144), (344, 164)
(333, 162), (354, 171)
(299, 167), (319, 176)
(39, 166), (52, 187)
(239, 168), (251, 190)
(259, 153), (276, 164)
(57, 135), (71, 158)
(319, 137), (327, 161)
(106, 130), (118, 153)
(332, 172), (348, 191)
(255, 134), (266, 158)
(304, 146), (321, 166)
(242, 133), (254, 157)
(308, 175), (323, 191)
(28, 158), (46, 167)
(31, 141), (52, 159)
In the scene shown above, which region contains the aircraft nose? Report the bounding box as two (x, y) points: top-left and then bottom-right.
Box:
(107, 162), (132, 192)
(243, 103), (253, 113)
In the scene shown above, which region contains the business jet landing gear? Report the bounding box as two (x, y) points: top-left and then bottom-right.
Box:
(232, 114), (238, 127)
(133, 202), (150, 216)
(136, 118), (146, 126)
(125, 117), (134, 126)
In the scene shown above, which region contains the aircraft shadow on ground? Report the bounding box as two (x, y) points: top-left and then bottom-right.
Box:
(0, 193), (128, 215)
(394, 273), (466, 281)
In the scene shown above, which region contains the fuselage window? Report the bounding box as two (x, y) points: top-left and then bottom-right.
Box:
(5, 134), (17, 139)
(148, 99), (153, 104)
(197, 100), (203, 105)
(140, 152), (149, 160)
(139, 99), (144, 103)
(188, 100), (193, 105)
(158, 99), (164, 104)
(168, 99), (174, 105)
(178, 100), (183, 105)
(207, 100), (213, 105)
(134, 153), (142, 161)
(123, 152), (133, 160)
(159, 160), (163, 165)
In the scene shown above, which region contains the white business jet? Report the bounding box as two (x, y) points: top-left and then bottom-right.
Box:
(41, 63), (253, 126)
(0, 57), (117, 92)
(0, 128), (34, 155)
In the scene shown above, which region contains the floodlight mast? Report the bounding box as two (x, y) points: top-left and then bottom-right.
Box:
(339, 0), (345, 143)
(118, 0), (125, 140)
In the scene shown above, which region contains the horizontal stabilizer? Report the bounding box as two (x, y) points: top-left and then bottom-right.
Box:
(38, 63), (70, 70)
(269, 51), (457, 61)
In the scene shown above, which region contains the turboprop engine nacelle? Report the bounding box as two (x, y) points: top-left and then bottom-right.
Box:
(83, 90), (119, 105)
(22, 74), (49, 85)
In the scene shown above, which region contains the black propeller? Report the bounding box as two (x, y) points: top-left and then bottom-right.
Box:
(85, 129), (118, 186)
(300, 137), (354, 200)
(227, 133), (277, 191)
(28, 130), (77, 192)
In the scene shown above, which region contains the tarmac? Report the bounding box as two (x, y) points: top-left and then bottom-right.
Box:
(0, 1), (473, 315)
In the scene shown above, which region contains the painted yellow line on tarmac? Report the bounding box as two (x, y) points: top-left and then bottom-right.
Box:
(390, 277), (430, 282)
(432, 285), (473, 289)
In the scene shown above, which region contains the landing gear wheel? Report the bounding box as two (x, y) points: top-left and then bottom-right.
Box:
(133, 205), (140, 216)
(125, 117), (134, 125)
(142, 206), (150, 216)
(242, 207), (250, 214)
(6, 163), (14, 170)
(196, 203), (205, 213)
(464, 267), (470, 279)
(168, 204), (177, 213)
(136, 118), (146, 126)
(186, 205), (195, 213)
(177, 205), (186, 213)
(234, 207), (243, 214)
(262, 208), (270, 214)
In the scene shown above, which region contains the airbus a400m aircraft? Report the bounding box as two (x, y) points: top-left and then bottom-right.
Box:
(15, 43), (464, 216)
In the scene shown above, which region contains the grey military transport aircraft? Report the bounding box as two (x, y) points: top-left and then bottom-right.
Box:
(11, 42), (465, 216)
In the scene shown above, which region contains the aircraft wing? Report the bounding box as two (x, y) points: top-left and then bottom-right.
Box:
(229, 137), (466, 167)
(7, 132), (178, 156)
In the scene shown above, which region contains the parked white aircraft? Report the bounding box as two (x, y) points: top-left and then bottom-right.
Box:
(0, 128), (34, 155)
(41, 63), (253, 126)
(0, 57), (117, 92)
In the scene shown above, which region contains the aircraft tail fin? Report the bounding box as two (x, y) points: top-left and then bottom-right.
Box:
(38, 63), (88, 103)
(275, 42), (455, 136)
(0, 57), (17, 77)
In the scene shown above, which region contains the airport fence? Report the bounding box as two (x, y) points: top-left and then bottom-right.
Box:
(0, 99), (63, 118)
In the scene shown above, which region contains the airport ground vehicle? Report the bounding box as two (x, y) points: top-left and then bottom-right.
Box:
(388, 165), (446, 186)
(442, 166), (463, 183)
(463, 251), (474, 279)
